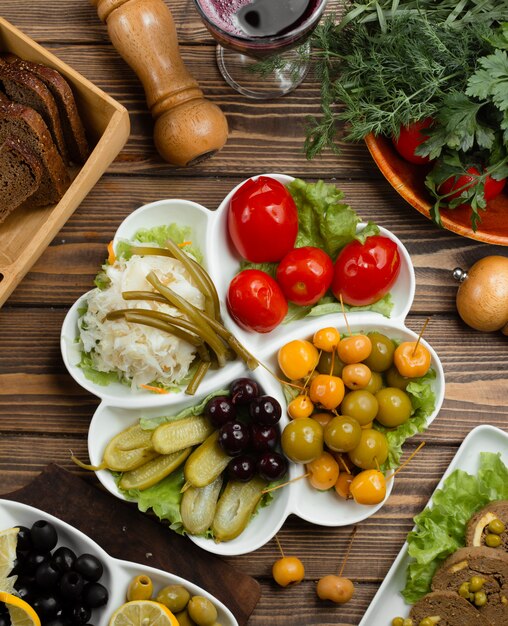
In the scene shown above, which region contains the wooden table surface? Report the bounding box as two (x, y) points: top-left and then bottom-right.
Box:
(0, 1), (507, 625)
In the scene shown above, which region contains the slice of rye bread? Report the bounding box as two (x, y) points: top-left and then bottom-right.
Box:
(0, 96), (69, 206)
(409, 590), (492, 625)
(4, 54), (89, 164)
(432, 546), (508, 625)
(467, 501), (508, 554)
(0, 59), (69, 163)
(0, 136), (42, 223)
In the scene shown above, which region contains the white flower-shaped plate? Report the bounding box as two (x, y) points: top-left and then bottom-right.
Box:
(62, 173), (445, 555)
(0, 499), (238, 625)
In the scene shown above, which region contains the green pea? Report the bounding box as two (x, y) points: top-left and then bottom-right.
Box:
(392, 619), (404, 626)
(403, 619), (414, 626)
(485, 533), (502, 547)
(488, 518), (506, 535)
(474, 591), (487, 607)
(469, 576), (484, 592)
(418, 618), (434, 626)
(459, 582), (470, 598)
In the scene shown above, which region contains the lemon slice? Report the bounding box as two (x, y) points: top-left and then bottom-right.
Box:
(0, 591), (40, 626)
(0, 528), (19, 592)
(108, 600), (179, 626)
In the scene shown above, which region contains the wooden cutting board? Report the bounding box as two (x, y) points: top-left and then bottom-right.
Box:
(2, 464), (261, 625)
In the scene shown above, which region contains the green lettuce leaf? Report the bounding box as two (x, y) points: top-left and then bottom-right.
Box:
(79, 351), (120, 386)
(402, 452), (508, 603)
(287, 178), (361, 258)
(139, 390), (228, 430)
(117, 224), (203, 264)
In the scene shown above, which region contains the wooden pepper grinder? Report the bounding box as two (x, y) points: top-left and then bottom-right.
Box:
(92, 0), (228, 166)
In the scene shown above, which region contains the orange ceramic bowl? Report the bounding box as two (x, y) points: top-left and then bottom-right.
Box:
(365, 133), (508, 246)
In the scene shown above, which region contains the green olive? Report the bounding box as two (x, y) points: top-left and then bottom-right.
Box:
(375, 387), (412, 427)
(469, 576), (485, 592)
(459, 582), (470, 598)
(364, 371), (384, 395)
(363, 332), (396, 372)
(474, 591), (487, 607)
(127, 575), (153, 601)
(281, 418), (324, 464)
(341, 390), (379, 426)
(488, 518), (505, 534)
(485, 533), (502, 547)
(175, 609), (196, 626)
(386, 366), (411, 390)
(324, 416), (362, 453)
(187, 596), (218, 626)
(317, 351), (345, 377)
(348, 429), (388, 470)
(156, 584), (191, 613)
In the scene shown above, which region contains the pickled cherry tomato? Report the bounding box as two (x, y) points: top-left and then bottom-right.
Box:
(337, 335), (372, 364)
(288, 395), (314, 420)
(307, 452), (340, 490)
(350, 469), (387, 505)
(334, 472), (354, 499)
(313, 327), (341, 352)
(278, 340), (319, 380)
(348, 429), (388, 470)
(394, 341), (431, 378)
(309, 374), (345, 410)
(342, 363), (372, 390)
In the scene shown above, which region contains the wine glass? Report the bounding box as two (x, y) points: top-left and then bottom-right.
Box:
(192, 0), (329, 99)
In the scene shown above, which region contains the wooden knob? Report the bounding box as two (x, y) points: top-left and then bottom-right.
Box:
(92, 0), (228, 166)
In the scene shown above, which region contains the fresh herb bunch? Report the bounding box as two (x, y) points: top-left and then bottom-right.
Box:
(302, 0), (508, 230)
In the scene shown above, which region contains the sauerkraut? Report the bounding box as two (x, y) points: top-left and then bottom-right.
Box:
(79, 248), (205, 390)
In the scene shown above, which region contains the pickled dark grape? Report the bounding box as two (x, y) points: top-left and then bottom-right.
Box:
(250, 423), (278, 452)
(74, 554), (103, 582)
(228, 455), (256, 482)
(218, 421), (251, 456)
(230, 378), (260, 405)
(51, 546), (76, 573)
(35, 561), (60, 589)
(249, 395), (281, 425)
(31, 520), (58, 553)
(257, 452), (288, 481)
(205, 396), (236, 428)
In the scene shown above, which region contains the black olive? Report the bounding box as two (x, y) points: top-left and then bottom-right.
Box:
(82, 582), (108, 608)
(45, 618), (70, 626)
(0, 602), (7, 615)
(14, 576), (36, 603)
(33, 593), (61, 618)
(24, 552), (50, 575)
(10, 557), (23, 576)
(60, 571), (84, 598)
(0, 614), (9, 626)
(73, 555), (103, 583)
(30, 521), (58, 553)
(51, 547), (76, 574)
(35, 561), (61, 589)
(15, 526), (33, 552)
(65, 605), (91, 625)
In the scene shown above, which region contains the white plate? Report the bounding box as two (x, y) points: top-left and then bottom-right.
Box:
(60, 173), (445, 554)
(358, 424), (508, 626)
(0, 499), (238, 626)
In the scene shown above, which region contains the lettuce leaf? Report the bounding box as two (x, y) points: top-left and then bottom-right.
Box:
(78, 351), (120, 386)
(116, 224), (203, 264)
(402, 452), (508, 603)
(285, 293), (393, 322)
(139, 390), (228, 430)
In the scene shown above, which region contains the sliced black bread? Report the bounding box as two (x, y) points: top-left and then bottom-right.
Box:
(467, 501), (508, 554)
(0, 59), (69, 163)
(4, 54), (89, 164)
(409, 590), (492, 625)
(0, 135), (43, 223)
(0, 97), (69, 206)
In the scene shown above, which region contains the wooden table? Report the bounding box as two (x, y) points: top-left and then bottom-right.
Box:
(0, 2), (507, 625)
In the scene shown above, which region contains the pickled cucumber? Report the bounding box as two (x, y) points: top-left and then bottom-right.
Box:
(103, 424), (157, 472)
(119, 448), (192, 491)
(181, 475), (223, 535)
(152, 416), (214, 455)
(184, 431), (231, 488)
(212, 477), (268, 542)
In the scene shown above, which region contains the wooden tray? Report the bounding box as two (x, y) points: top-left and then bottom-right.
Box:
(0, 18), (130, 308)
(2, 464), (261, 625)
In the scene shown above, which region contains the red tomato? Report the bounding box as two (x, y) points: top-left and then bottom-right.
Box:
(332, 236), (401, 306)
(276, 246), (333, 306)
(227, 176), (298, 263)
(392, 118), (433, 165)
(438, 167), (506, 204)
(227, 269), (288, 333)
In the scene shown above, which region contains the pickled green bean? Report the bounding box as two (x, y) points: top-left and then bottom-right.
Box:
(109, 307), (199, 336)
(186, 360), (211, 396)
(122, 290), (168, 304)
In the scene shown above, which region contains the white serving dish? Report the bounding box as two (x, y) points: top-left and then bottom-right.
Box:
(0, 499), (238, 625)
(358, 424), (508, 626)
(61, 173), (445, 555)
